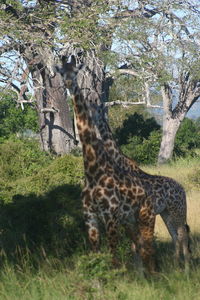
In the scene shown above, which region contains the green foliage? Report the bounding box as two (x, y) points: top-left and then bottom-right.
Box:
(75, 253), (124, 283)
(60, 1), (109, 50)
(113, 112), (161, 164)
(0, 92), (38, 140)
(115, 112), (160, 146)
(115, 113), (200, 164)
(174, 118), (200, 157)
(0, 137), (85, 259)
(121, 131), (162, 165)
(0, 137), (51, 181)
(0, 136), (200, 299)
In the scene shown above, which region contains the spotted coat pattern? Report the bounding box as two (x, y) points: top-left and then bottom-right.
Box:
(96, 105), (190, 269)
(62, 56), (156, 273)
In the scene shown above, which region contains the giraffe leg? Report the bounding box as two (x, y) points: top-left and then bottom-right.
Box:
(137, 208), (156, 274)
(84, 211), (100, 252)
(161, 210), (190, 271)
(106, 219), (120, 267)
(125, 224), (144, 274)
(82, 190), (100, 252)
(160, 211), (181, 266)
(177, 225), (191, 273)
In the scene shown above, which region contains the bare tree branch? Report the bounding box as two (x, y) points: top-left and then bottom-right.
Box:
(105, 99), (162, 108)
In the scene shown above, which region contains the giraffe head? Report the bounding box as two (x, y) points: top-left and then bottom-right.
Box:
(60, 55), (83, 95)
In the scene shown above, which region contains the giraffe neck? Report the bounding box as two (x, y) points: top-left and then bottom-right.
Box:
(97, 107), (140, 173)
(72, 93), (103, 175)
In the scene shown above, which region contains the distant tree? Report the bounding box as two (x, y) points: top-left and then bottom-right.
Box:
(109, 0), (200, 163)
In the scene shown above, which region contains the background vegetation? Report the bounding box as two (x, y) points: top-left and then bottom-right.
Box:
(0, 93), (200, 299)
(0, 1), (200, 298)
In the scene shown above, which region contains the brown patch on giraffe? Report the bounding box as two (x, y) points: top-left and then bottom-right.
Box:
(84, 128), (92, 144)
(125, 177), (132, 188)
(105, 165), (113, 173)
(93, 187), (103, 199)
(123, 204), (130, 211)
(77, 124), (82, 132)
(89, 164), (98, 174)
(128, 190), (134, 199)
(108, 149), (115, 156)
(101, 197), (109, 210)
(107, 178), (114, 189)
(104, 189), (114, 197)
(83, 191), (91, 207)
(99, 175), (107, 187)
(86, 145), (96, 162)
(110, 197), (118, 205)
(105, 141), (113, 148)
(95, 169), (105, 181)
(90, 228), (99, 239)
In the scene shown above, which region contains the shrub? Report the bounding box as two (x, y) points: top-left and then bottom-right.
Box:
(0, 137), (52, 181)
(174, 118), (200, 157)
(0, 137), (85, 260)
(121, 130), (161, 165)
(115, 112), (160, 146)
(0, 91), (38, 140)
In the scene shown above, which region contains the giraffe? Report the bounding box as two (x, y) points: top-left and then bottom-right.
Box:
(94, 103), (191, 271)
(61, 55), (156, 273)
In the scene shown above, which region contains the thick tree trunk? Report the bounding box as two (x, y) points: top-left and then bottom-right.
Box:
(157, 86), (185, 164)
(32, 68), (76, 154)
(157, 117), (181, 164)
(25, 47), (76, 155)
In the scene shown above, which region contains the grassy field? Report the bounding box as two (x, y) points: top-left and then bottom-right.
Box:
(0, 143), (200, 299)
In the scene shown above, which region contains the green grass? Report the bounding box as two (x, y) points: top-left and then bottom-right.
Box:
(1, 138), (200, 299)
(0, 250), (200, 300)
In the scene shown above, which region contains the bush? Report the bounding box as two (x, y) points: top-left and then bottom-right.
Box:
(0, 137), (85, 261)
(0, 91), (38, 140)
(116, 114), (200, 164)
(121, 130), (161, 165)
(115, 113), (161, 164)
(0, 137), (52, 181)
(115, 112), (160, 146)
(174, 118), (200, 157)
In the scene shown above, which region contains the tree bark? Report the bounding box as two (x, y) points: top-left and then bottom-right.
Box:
(27, 48), (76, 155)
(157, 117), (181, 164)
(157, 81), (199, 164)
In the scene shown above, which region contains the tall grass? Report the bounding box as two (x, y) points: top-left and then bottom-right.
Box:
(0, 138), (200, 299)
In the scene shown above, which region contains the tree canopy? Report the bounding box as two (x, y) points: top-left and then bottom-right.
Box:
(0, 0), (200, 161)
